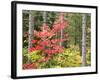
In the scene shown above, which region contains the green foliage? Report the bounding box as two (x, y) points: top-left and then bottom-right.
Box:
(53, 46), (82, 67)
(23, 48), (28, 55)
(22, 45), (91, 69)
(29, 50), (42, 62)
(86, 48), (91, 65)
(23, 48), (28, 64)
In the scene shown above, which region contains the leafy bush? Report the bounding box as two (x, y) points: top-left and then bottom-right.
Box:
(86, 48), (91, 66)
(22, 46), (91, 69)
(29, 50), (42, 62)
(43, 46), (82, 68)
(23, 48), (28, 64)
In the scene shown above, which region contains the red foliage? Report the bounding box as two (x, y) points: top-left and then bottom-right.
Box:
(23, 63), (38, 69)
(29, 13), (69, 60)
(32, 40), (38, 43)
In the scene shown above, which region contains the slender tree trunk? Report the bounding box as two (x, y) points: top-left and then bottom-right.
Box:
(43, 11), (47, 56)
(60, 28), (63, 46)
(28, 11), (34, 52)
(82, 14), (86, 66)
(60, 13), (64, 46)
(43, 11), (46, 23)
(28, 11), (34, 63)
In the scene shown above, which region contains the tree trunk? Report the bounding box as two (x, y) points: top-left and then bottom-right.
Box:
(60, 13), (64, 46)
(28, 11), (34, 52)
(28, 11), (34, 63)
(43, 11), (46, 23)
(42, 11), (47, 56)
(60, 28), (63, 46)
(82, 14), (86, 66)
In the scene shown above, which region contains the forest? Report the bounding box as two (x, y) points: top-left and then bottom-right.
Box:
(22, 10), (91, 69)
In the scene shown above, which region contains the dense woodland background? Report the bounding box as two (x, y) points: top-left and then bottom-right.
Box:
(22, 10), (91, 69)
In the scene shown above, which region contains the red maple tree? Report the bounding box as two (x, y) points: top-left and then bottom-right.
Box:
(23, 13), (69, 69)
(29, 13), (69, 61)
